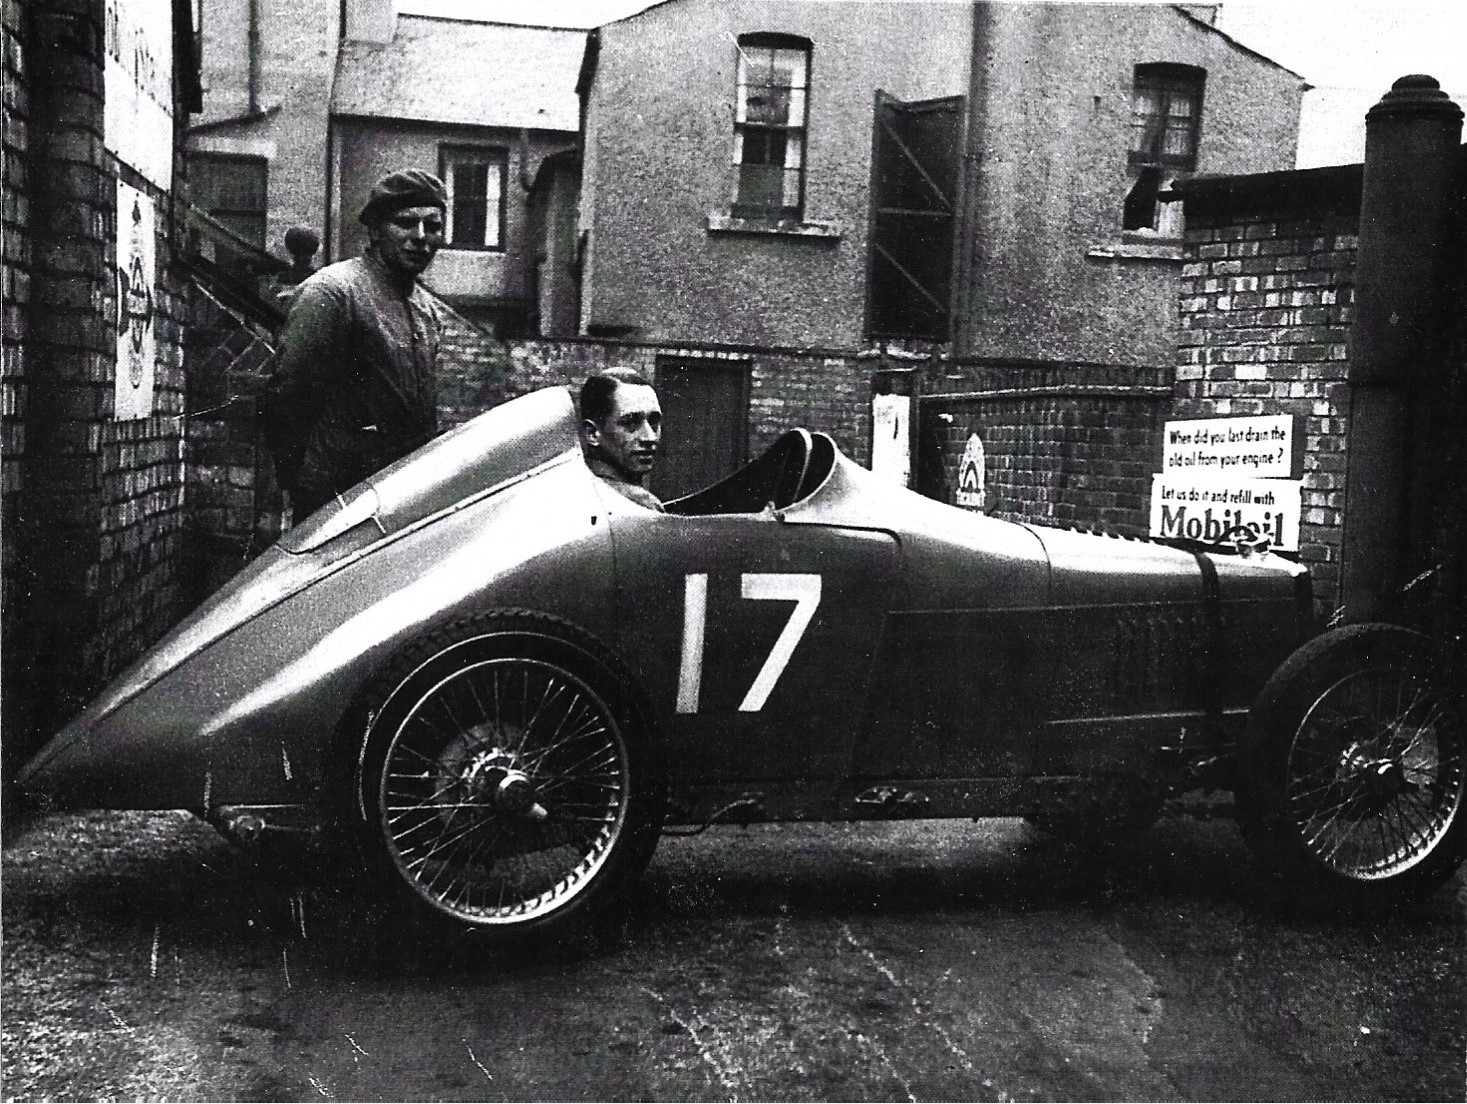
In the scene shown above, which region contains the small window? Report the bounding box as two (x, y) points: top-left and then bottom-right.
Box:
(1129, 63), (1204, 170)
(732, 34), (810, 221)
(188, 153), (267, 248)
(440, 146), (507, 250)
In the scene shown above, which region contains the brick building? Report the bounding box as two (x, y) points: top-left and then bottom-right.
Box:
(3, 0), (202, 769)
(1171, 165), (1361, 616)
(183, 1), (1306, 507)
(1172, 80), (1464, 637)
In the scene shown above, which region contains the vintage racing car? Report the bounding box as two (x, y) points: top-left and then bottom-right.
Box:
(14, 387), (1467, 944)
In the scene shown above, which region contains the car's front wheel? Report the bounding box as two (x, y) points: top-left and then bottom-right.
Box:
(1237, 624), (1467, 909)
(344, 612), (665, 947)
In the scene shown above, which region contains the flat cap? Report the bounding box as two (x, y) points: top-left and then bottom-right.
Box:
(358, 169), (448, 225)
(283, 225), (320, 254)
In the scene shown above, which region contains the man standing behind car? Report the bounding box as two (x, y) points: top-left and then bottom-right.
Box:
(579, 368), (665, 512)
(261, 169), (448, 522)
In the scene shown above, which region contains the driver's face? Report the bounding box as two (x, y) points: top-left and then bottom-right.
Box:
(586, 383), (662, 483)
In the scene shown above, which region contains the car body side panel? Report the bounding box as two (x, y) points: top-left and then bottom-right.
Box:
(280, 385), (581, 552)
(781, 451), (1052, 611)
(604, 499), (901, 785)
(20, 462), (616, 811)
(793, 451), (1311, 779)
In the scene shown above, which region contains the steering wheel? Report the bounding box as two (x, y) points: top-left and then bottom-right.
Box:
(1215, 522), (1271, 557)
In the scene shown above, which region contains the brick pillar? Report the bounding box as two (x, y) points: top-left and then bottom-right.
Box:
(1, 0), (32, 774)
(1340, 75), (1463, 624)
(8, 0), (109, 766)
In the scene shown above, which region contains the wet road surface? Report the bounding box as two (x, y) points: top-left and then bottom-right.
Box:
(3, 810), (1463, 1101)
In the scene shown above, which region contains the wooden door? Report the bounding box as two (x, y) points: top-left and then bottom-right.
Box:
(652, 358), (750, 500)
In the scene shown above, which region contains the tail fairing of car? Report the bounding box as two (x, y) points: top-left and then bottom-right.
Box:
(16, 389), (612, 813)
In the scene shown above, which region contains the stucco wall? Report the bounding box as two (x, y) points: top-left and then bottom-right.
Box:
(334, 119), (574, 322)
(583, 0), (971, 349)
(531, 155), (582, 337)
(190, 0), (338, 261)
(957, 3), (1303, 366)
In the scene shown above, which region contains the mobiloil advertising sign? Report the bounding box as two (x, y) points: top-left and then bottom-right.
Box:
(1150, 415), (1303, 550)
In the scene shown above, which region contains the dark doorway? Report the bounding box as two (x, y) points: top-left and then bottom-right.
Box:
(652, 358), (751, 500)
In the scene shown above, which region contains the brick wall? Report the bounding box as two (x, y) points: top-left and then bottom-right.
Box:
(917, 360), (1174, 535)
(2, 0), (29, 753)
(442, 319), (877, 466)
(1176, 169), (1361, 613)
(5, 0), (192, 768)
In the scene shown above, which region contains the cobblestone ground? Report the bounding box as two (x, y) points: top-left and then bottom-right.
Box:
(3, 810), (1464, 1101)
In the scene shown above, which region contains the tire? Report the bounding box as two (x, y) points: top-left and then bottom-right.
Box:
(344, 612), (665, 947)
(1237, 624), (1467, 910)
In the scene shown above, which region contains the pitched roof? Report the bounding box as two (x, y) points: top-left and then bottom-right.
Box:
(1169, 4), (1308, 84)
(332, 16), (586, 131)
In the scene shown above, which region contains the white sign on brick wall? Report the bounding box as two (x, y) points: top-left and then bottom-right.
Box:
(104, 0), (173, 189)
(1152, 415), (1303, 551)
(114, 180), (156, 420)
(1150, 472), (1302, 552)
(1162, 413), (1298, 478)
(870, 393), (911, 486)
(1150, 473), (1302, 551)
(955, 432), (986, 509)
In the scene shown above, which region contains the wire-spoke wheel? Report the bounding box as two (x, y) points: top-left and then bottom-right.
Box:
(347, 613), (664, 946)
(1239, 624), (1467, 909)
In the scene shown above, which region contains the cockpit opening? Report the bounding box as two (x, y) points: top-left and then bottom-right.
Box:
(666, 429), (836, 516)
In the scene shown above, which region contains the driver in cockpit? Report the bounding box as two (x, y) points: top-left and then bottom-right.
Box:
(578, 368), (666, 513)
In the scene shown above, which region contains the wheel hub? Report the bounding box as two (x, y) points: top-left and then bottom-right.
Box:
(1336, 739), (1412, 818)
(459, 749), (547, 821)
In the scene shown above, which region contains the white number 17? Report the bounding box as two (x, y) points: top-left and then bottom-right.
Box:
(677, 573), (822, 714)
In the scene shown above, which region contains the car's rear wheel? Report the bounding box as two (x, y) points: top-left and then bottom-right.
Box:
(1237, 624), (1467, 909)
(345, 612), (665, 948)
